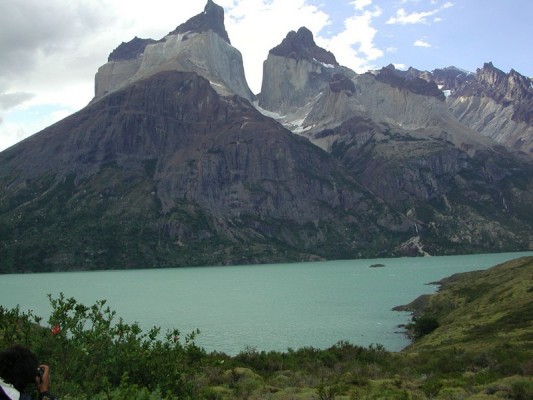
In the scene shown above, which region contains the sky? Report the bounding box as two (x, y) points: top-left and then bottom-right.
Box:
(1, 0), (532, 152)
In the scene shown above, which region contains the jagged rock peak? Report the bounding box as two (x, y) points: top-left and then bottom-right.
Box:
(375, 66), (445, 101)
(475, 62), (533, 103)
(169, 0), (230, 44)
(270, 27), (338, 66)
(476, 62), (507, 86)
(108, 37), (158, 62)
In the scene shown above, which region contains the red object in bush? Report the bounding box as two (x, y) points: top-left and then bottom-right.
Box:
(51, 325), (60, 335)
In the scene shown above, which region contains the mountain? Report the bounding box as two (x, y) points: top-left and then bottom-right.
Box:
(383, 63), (533, 155)
(258, 28), (533, 257)
(0, 70), (413, 272)
(1, 2), (532, 272)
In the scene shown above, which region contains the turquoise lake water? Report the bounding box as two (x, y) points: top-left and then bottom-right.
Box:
(1, 252), (531, 355)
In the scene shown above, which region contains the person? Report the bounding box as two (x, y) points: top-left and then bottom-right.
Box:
(0, 345), (56, 400)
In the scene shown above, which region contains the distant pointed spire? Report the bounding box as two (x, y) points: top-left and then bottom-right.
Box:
(169, 0), (230, 44)
(269, 27), (338, 66)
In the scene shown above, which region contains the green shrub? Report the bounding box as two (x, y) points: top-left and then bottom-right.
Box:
(0, 294), (204, 399)
(411, 315), (440, 339)
(510, 379), (533, 400)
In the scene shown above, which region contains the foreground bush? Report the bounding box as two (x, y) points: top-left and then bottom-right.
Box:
(0, 294), (204, 398)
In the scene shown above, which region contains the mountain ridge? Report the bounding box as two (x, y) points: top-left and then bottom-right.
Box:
(382, 62), (533, 155)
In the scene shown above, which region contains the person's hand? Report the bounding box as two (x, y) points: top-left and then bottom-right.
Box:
(35, 364), (51, 393)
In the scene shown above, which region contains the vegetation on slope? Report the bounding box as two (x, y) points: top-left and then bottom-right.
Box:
(1, 257), (532, 399)
(402, 256), (533, 353)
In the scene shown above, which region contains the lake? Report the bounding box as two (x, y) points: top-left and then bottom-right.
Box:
(1, 252), (531, 355)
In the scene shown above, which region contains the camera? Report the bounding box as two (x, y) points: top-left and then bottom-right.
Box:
(36, 367), (44, 383)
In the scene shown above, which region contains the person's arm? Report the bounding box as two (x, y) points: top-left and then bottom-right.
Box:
(36, 365), (56, 400)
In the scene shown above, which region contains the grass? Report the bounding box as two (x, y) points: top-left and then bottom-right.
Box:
(403, 256), (533, 353)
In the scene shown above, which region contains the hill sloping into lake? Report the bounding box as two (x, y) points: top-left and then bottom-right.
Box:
(400, 256), (533, 353)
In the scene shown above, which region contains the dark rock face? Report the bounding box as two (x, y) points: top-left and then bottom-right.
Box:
(0, 70), (414, 272)
(108, 37), (158, 62)
(329, 74), (356, 94)
(270, 27), (338, 66)
(324, 116), (533, 256)
(169, 0), (230, 44)
(375, 66), (445, 101)
(467, 63), (533, 124)
(258, 27), (352, 113)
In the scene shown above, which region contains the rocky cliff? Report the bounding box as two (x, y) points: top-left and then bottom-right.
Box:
(94, 1), (252, 102)
(258, 27), (355, 120)
(386, 63), (533, 155)
(0, 70), (418, 272)
(258, 29), (533, 257)
(448, 63), (533, 155)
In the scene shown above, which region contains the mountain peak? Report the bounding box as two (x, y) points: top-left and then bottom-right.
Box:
(477, 62), (506, 85)
(94, 0), (253, 102)
(169, 0), (230, 44)
(475, 61), (533, 104)
(270, 27), (338, 66)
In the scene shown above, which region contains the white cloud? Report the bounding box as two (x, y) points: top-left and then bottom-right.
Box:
(352, 0), (372, 11)
(0, 121), (28, 151)
(221, 0), (330, 92)
(414, 40), (431, 47)
(387, 8), (433, 25)
(0, 93), (35, 110)
(386, 2), (454, 25)
(318, 2), (383, 73)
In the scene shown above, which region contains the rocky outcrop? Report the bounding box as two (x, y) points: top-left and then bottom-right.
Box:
(108, 37), (159, 62)
(395, 65), (475, 93)
(375, 66), (445, 101)
(258, 30), (503, 158)
(93, 1), (252, 102)
(256, 29), (533, 258)
(269, 27), (338, 66)
(320, 114), (533, 256)
(258, 27), (354, 114)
